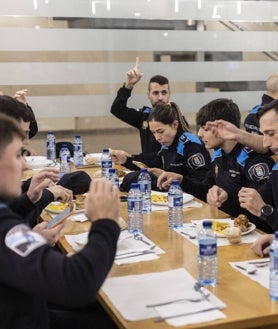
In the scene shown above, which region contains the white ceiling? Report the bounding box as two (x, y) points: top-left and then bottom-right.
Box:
(0, 0), (277, 21)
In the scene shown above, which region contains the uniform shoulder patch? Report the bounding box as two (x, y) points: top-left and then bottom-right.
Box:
(187, 153), (206, 168)
(248, 163), (270, 181)
(5, 224), (46, 257)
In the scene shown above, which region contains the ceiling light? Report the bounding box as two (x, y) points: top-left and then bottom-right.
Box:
(197, 0), (202, 9)
(91, 1), (96, 15)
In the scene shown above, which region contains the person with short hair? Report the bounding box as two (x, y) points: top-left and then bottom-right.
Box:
(110, 57), (189, 155)
(0, 113), (120, 329)
(238, 99), (278, 232)
(157, 98), (274, 232)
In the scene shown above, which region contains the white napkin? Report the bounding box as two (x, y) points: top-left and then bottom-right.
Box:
(230, 259), (269, 288)
(115, 230), (165, 265)
(102, 268), (226, 324)
(65, 232), (88, 252)
(69, 212), (88, 222)
(151, 200), (203, 212)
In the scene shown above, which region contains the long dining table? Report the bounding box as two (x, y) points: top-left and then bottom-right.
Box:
(25, 163), (278, 329)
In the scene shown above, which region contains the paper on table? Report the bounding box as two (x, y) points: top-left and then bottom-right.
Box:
(152, 200), (202, 212)
(102, 268), (226, 323)
(69, 213), (88, 222)
(65, 232), (88, 252)
(230, 259), (269, 288)
(115, 230), (165, 265)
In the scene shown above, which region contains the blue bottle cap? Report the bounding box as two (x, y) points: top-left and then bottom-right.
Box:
(275, 231), (278, 239)
(140, 168), (147, 173)
(102, 148), (109, 152)
(109, 168), (115, 173)
(171, 180), (179, 186)
(203, 220), (212, 228)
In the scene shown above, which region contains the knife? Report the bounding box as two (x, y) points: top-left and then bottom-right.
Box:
(154, 306), (222, 322)
(115, 250), (156, 260)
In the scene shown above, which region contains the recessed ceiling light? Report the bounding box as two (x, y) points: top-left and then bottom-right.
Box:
(134, 12), (141, 17)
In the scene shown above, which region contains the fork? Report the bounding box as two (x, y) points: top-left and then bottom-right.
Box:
(146, 297), (204, 307)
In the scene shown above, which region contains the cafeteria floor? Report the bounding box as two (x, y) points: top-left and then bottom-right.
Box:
(31, 128), (142, 156)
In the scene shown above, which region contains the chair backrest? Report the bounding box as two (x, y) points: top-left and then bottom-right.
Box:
(56, 141), (74, 158)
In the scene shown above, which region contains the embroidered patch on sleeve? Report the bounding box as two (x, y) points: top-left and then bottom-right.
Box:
(187, 153), (205, 168)
(248, 163), (270, 181)
(5, 224), (47, 257)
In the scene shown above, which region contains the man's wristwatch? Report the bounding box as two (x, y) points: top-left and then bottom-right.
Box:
(260, 204), (274, 220)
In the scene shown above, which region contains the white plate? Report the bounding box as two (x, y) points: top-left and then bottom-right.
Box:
(84, 153), (102, 164)
(192, 219), (256, 238)
(151, 191), (194, 206)
(25, 156), (54, 169)
(45, 201), (70, 214)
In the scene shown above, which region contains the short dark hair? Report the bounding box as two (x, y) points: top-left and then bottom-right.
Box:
(0, 113), (25, 156)
(148, 75), (169, 90)
(0, 95), (35, 123)
(196, 98), (241, 128)
(257, 99), (278, 120)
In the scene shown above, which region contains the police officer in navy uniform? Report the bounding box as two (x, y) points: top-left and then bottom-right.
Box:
(244, 73), (278, 135)
(0, 114), (120, 329)
(111, 102), (210, 191)
(110, 57), (189, 155)
(238, 99), (278, 232)
(157, 99), (274, 233)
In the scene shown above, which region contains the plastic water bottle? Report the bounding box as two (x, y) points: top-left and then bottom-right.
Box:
(269, 231), (278, 300)
(197, 220), (217, 286)
(46, 131), (56, 161)
(127, 183), (143, 233)
(73, 135), (84, 167)
(137, 168), (152, 213)
(59, 144), (71, 177)
(168, 180), (183, 228)
(108, 168), (119, 189)
(101, 148), (112, 178)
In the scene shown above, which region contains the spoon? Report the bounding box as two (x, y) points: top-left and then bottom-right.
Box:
(194, 282), (210, 300)
(134, 233), (151, 246)
(234, 264), (257, 275)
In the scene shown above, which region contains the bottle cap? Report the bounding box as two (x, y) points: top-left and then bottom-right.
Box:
(171, 180), (179, 186)
(203, 220), (212, 229)
(108, 168), (116, 173)
(140, 168), (147, 173)
(103, 148), (109, 152)
(275, 231), (278, 239)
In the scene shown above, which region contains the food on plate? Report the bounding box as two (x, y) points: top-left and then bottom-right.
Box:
(223, 226), (242, 244)
(132, 160), (148, 169)
(212, 220), (230, 234)
(85, 157), (97, 165)
(151, 194), (167, 204)
(116, 168), (125, 178)
(234, 214), (251, 232)
(45, 202), (69, 212)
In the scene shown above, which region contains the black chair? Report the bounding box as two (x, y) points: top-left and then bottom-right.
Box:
(56, 141), (74, 158)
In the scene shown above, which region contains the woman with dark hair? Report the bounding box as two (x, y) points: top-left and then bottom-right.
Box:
(114, 101), (211, 190)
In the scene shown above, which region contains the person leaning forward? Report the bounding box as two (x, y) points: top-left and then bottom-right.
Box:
(0, 113), (120, 329)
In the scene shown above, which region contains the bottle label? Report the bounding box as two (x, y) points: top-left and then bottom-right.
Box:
(199, 243), (217, 256)
(138, 182), (149, 193)
(168, 196), (183, 207)
(101, 161), (112, 169)
(128, 200), (142, 212)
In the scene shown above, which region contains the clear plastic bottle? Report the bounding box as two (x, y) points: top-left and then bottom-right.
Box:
(168, 180), (183, 228)
(46, 131), (56, 161)
(59, 144), (71, 177)
(269, 231), (278, 300)
(108, 168), (119, 189)
(101, 148), (112, 178)
(127, 183), (143, 233)
(137, 168), (152, 213)
(73, 135), (84, 167)
(197, 220), (217, 286)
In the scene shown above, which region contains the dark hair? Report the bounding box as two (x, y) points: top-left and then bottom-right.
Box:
(148, 101), (190, 133)
(0, 95), (35, 123)
(196, 98), (241, 128)
(148, 75), (169, 90)
(257, 99), (278, 119)
(0, 113), (25, 156)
